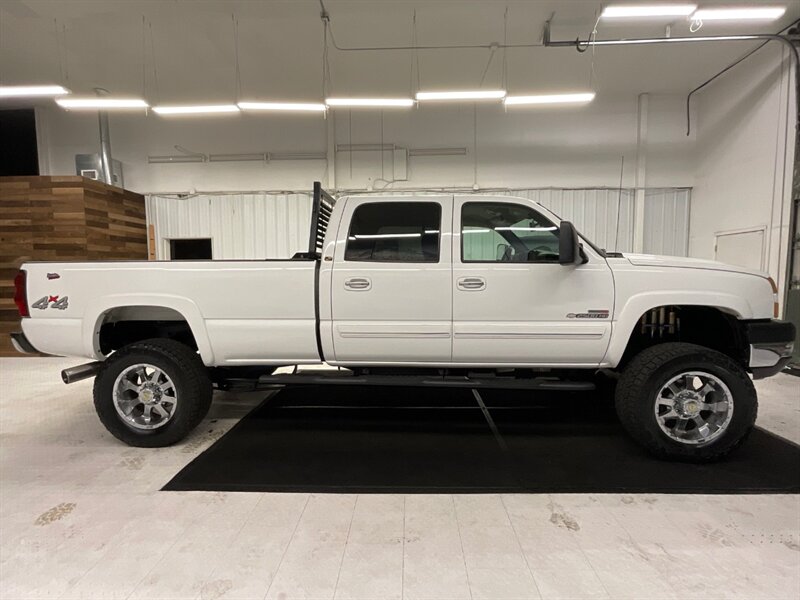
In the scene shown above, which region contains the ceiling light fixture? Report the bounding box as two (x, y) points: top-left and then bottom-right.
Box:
(601, 4), (697, 18)
(325, 98), (414, 108)
(504, 92), (596, 105)
(152, 104), (240, 115)
(0, 85), (70, 97)
(56, 98), (148, 109)
(416, 90), (506, 101)
(238, 101), (327, 112)
(691, 7), (786, 20)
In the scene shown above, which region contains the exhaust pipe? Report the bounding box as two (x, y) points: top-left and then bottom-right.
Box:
(62, 361), (103, 384)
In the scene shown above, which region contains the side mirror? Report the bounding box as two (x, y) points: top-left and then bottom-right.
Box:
(559, 221), (582, 265)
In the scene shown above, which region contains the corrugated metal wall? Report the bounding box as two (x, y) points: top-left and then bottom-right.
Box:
(495, 189), (635, 253)
(147, 188), (690, 259)
(642, 188), (691, 256)
(147, 193), (312, 259)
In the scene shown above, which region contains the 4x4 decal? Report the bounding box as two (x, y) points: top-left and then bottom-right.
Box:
(32, 295), (69, 310)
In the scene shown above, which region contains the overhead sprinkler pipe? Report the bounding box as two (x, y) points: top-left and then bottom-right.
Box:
(541, 20), (799, 138)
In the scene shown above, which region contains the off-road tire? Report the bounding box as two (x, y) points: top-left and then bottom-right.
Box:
(615, 342), (757, 462)
(93, 338), (212, 447)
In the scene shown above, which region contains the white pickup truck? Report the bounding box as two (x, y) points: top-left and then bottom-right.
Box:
(12, 183), (795, 461)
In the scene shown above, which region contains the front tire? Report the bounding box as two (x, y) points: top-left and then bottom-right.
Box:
(93, 339), (212, 447)
(615, 342), (757, 462)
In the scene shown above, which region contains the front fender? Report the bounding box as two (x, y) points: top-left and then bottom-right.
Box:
(604, 291), (750, 367)
(84, 293), (215, 365)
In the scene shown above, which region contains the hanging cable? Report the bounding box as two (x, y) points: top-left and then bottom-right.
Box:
(148, 20), (160, 105)
(141, 16), (147, 101)
(412, 10), (421, 92)
(472, 104), (478, 189)
(502, 6), (509, 91)
(614, 155), (625, 252)
(588, 11), (601, 89)
(232, 14), (242, 101)
(478, 46), (497, 87)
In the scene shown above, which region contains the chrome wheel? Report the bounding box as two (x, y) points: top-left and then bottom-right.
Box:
(112, 364), (178, 430)
(654, 371), (733, 446)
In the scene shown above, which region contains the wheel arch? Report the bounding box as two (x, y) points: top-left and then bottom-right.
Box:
(84, 296), (214, 365)
(605, 294), (749, 368)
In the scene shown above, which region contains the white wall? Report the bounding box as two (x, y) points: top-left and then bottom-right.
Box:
(36, 92), (695, 194)
(147, 187), (690, 261)
(690, 42), (796, 305)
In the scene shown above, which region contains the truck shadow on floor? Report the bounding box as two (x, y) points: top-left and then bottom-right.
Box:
(164, 385), (800, 494)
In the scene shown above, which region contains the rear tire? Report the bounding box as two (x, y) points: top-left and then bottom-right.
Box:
(615, 342), (757, 462)
(93, 338), (212, 447)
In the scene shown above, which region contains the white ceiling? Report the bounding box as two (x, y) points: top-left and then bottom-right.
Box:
(0, 0), (798, 105)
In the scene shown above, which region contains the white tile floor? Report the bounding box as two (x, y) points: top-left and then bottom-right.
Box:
(1, 357), (798, 600)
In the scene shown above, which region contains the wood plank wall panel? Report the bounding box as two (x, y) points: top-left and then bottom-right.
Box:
(0, 176), (147, 356)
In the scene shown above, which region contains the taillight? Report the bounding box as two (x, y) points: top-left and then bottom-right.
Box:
(13, 270), (29, 317)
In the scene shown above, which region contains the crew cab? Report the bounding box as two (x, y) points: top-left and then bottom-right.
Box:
(11, 183), (795, 461)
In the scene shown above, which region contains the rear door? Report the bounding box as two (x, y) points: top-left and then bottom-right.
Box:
(452, 196), (614, 366)
(330, 195), (453, 364)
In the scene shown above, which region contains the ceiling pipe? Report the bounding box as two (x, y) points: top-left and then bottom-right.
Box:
(541, 20), (799, 138)
(94, 87), (114, 186)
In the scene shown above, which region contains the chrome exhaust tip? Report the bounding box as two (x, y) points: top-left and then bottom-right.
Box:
(61, 361), (103, 384)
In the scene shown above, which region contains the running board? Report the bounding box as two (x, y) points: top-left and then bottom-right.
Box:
(237, 373), (596, 392)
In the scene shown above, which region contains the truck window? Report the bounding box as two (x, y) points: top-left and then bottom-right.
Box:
(461, 202), (560, 263)
(345, 202), (441, 262)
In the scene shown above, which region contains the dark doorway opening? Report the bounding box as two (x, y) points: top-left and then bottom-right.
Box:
(0, 109), (39, 176)
(169, 238), (212, 260)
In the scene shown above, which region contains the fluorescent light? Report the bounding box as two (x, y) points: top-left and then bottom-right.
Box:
(325, 98), (414, 108)
(416, 90), (506, 101)
(692, 7), (786, 21)
(56, 98), (148, 109)
(152, 104), (239, 115)
(602, 4), (696, 18)
(0, 85), (69, 97)
(238, 101), (326, 112)
(504, 93), (596, 105)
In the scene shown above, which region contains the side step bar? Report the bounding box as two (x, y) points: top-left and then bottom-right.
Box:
(237, 373), (596, 392)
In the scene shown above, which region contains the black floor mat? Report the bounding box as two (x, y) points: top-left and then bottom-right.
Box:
(163, 385), (800, 494)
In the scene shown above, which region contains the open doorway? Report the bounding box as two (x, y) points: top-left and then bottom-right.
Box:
(168, 238), (212, 260)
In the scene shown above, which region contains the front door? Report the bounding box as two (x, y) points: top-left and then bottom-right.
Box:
(452, 196), (614, 366)
(330, 196), (453, 364)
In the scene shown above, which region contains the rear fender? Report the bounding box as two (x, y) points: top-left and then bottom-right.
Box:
(84, 294), (214, 365)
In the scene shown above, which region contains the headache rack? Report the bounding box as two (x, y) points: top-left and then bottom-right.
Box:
(307, 181), (337, 258)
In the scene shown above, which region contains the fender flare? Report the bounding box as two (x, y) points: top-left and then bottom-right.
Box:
(83, 293), (214, 365)
(604, 291), (750, 366)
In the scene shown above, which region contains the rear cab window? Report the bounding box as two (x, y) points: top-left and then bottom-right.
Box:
(345, 202), (441, 263)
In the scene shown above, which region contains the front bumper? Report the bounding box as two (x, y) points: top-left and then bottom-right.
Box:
(10, 330), (39, 355)
(745, 320), (796, 379)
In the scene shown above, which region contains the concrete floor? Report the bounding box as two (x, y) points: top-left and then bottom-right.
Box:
(1, 357), (798, 600)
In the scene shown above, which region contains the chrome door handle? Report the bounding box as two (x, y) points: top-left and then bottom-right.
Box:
(457, 277), (486, 291)
(344, 277), (371, 290)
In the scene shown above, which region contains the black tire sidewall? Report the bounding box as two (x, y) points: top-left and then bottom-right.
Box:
(94, 344), (207, 447)
(618, 345), (757, 461)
